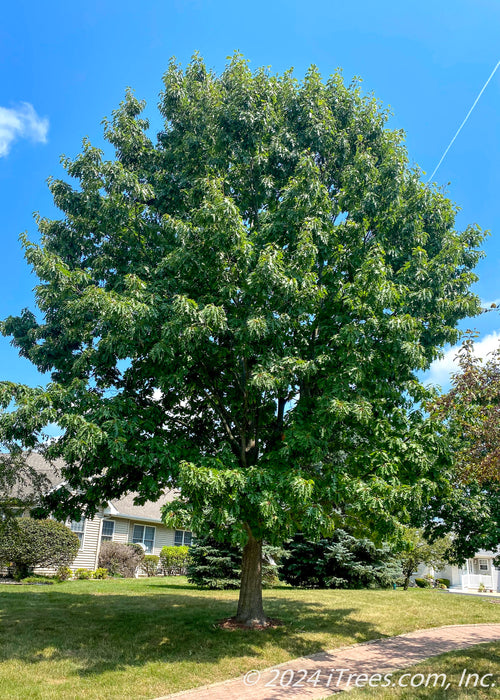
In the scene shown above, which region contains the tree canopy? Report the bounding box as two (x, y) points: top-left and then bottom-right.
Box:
(426, 334), (500, 562)
(0, 54), (484, 624)
(433, 332), (500, 484)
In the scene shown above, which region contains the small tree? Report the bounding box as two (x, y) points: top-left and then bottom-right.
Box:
(398, 529), (451, 590)
(279, 532), (401, 589)
(0, 517), (80, 578)
(187, 534), (241, 589)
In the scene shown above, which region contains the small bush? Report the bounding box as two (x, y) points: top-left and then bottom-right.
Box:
(21, 575), (54, 585)
(436, 578), (450, 588)
(99, 541), (144, 578)
(415, 577), (431, 588)
(142, 555), (160, 577)
(75, 568), (92, 580)
(160, 545), (189, 575)
(92, 567), (108, 579)
(55, 566), (72, 581)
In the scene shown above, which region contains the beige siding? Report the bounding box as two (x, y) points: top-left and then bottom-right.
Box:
(153, 524), (175, 554)
(72, 515), (103, 571)
(123, 520), (176, 554)
(100, 517), (176, 555)
(111, 519), (131, 545)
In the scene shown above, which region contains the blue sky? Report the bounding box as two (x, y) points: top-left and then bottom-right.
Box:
(1, 0), (499, 392)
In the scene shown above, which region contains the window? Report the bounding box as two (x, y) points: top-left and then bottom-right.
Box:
(479, 559), (489, 571)
(174, 530), (192, 546)
(70, 519), (85, 549)
(132, 524), (155, 553)
(101, 520), (115, 542)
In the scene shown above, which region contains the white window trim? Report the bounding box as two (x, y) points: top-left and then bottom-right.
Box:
(132, 523), (156, 554)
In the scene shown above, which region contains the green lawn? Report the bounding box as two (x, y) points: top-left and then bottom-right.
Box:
(1, 578), (500, 699)
(342, 643), (500, 699)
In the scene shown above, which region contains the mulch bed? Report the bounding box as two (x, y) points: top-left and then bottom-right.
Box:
(217, 616), (284, 630)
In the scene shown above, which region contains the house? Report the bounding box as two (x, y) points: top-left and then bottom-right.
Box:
(416, 551), (500, 593)
(6, 453), (192, 574)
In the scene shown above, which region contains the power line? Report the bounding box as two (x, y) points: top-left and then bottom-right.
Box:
(428, 60), (500, 183)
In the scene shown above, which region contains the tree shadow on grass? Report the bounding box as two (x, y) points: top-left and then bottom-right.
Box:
(0, 587), (384, 679)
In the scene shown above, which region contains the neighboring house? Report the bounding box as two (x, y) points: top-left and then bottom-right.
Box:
(415, 550), (500, 592)
(5, 453), (192, 574)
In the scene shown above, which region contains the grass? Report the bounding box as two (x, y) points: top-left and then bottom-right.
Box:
(1, 578), (500, 699)
(341, 643), (500, 699)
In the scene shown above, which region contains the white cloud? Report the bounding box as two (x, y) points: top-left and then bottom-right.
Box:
(0, 103), (49, 157)
(424, 331), (500, 390)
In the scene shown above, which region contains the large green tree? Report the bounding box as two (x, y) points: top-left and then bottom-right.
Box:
(0, 55), (483, 625)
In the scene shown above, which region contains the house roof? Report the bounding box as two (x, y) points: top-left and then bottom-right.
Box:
(474, 550), (500, 558)
(11, 452), (177, 524)
(107, 490), (177, 523)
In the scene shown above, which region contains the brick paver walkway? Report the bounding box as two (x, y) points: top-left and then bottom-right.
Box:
(153, 624), (500, 700)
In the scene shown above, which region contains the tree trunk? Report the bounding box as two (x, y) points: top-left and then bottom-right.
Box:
(403, 574), (410, 590)
(236, 531), (267, 626)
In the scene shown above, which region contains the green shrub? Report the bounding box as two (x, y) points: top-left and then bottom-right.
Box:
(160, 545), (189, 575)
(21, 575), (54, 585)
(75, 568), (92, 580)
(142, 555), (160, 577)
(55, 566), (72, 581)
(187, 536), (241, 589)
(279, 532), (402, 589)
(436, 578), (450, 588)
(415, 577), (431, 588)
(92, 567), (108, 579)
(186, 536), (282, 589)
(98, 541), (143, 578)
(0, 517), (80, 580)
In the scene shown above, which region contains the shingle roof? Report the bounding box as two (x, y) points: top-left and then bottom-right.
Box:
(10, 452), (177, 523)
(108, 490), (177, 522)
